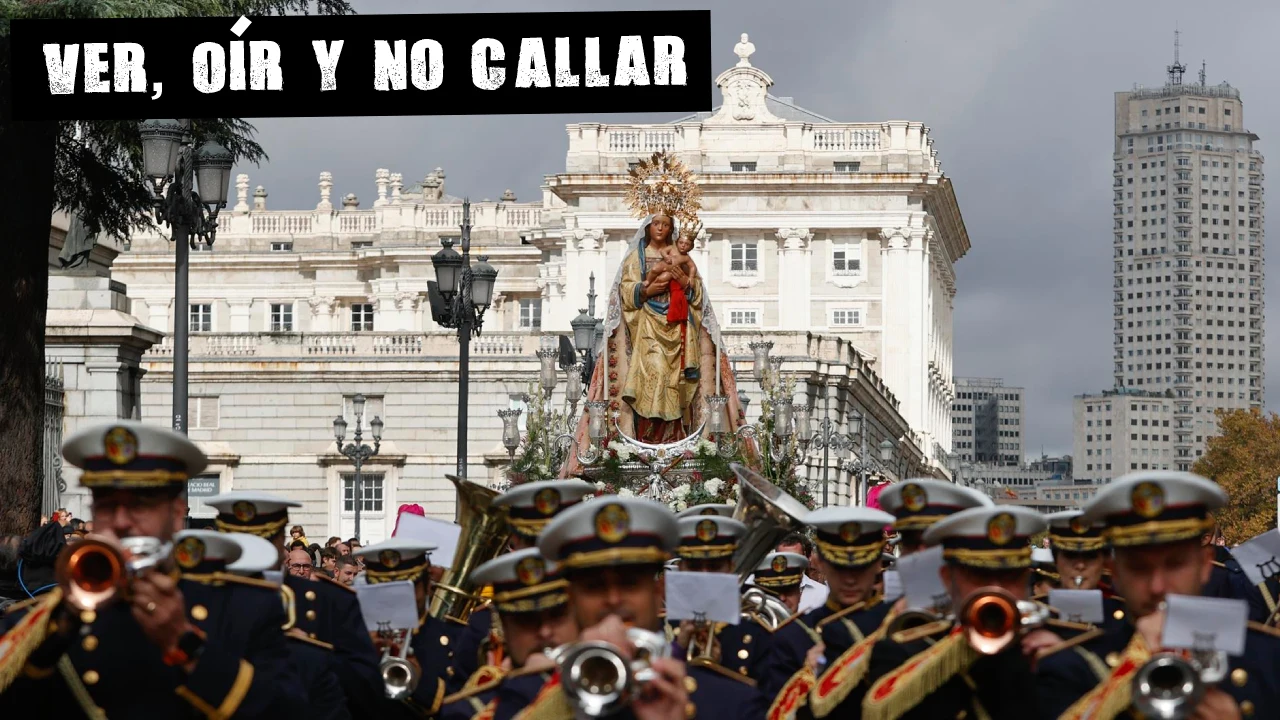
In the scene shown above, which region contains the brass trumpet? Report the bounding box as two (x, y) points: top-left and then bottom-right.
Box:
(554, 627), (671, 717)
(376, 622), (420, 701)
(1131, 650), (1228, 720)
(959, 587), (1049, 655)
(55, 536), (172, 612)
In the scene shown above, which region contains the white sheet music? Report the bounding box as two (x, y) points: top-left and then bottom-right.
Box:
(355, 580), (420, 631)
(664, 571), (741, 624)
(1162, 594), (1247, 656)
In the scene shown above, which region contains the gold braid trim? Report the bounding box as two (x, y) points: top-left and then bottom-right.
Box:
(79, 469), (188, 486)
(809, 605), (899, 717)
(0, 588), (62, 693)
(512, 675), (573, 720)
(560, 547), (671, 570)
(676, 544), (737, 559)
(509, 518), (552, 536)
(1048, 535), (1107, 553)
(888, 516), (943, 532)
(1105, 518), (1215, 547)
(814, 539), (885, 569)
(215, 517), (288, 537)
(767, 666), (815, 720)
(492, 580), (569, 604)
(493, 592), (570, 614)
(365, 565), (428, 583)
(861, 627), (980, 720)
(942, 547), (1031, 569)
(1057, 632), (1151, 720)
(754, 575), (803, 590)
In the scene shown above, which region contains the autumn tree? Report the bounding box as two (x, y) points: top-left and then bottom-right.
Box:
(1192, 408), (1280, 545)
(0, 0), (352, 535)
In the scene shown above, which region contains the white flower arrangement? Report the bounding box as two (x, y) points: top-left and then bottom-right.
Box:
(704, 478), (724, 496)
(618, 488), (636, 498)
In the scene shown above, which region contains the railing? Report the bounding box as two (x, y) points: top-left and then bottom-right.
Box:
(1129, 83), (1241, 101)
(589, 123), (890, 155)
(143, 331), (546, 359)
(43, 360), (66, 516)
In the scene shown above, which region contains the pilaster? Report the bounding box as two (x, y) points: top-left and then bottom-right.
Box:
(228, 299), (253, 333)
(775, 228), (813, 330)
(308, 295), (337, 332)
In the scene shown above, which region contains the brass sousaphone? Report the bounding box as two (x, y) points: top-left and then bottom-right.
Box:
(428, 474), (512, 624)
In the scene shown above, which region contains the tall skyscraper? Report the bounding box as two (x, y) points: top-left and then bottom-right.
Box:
(1110, 38), (1264, 471)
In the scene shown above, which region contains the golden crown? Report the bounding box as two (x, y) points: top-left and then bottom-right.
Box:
(625, 151), (702, 228)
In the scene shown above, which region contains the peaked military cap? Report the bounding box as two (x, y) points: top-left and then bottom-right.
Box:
(1081, 471), (1226, 548)
(225, 533), (282, 575)
(676, 515), (747, 560)
(1031, 546), (1059, 582)
(676, 504), (736, 519)
(923, 506), (1047, 570)
(354, 538), (437, 584)
(470, 548), (567, 614)
(171, 529), (245, 574)
(204, 491), (302, 539)
(753, 551), (807, 591)
(805, 506), (895, 569)
(1045, 510), (1107, 553)
(877, 479), (993, 531)
(494, 479), (597, 540)
(537, 495), (678, 571)
(62, 420), (207, 489)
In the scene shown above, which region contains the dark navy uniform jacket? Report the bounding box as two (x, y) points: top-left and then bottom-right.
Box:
(288, 634), (354, 720)
(0, 572), (306, 718)
(287, 573), (384, 715)
(1205, 545), (1270, 622)
(379, 614), (457, 718)
(666, 613), (772, 682)
(760, 596), (890, 700)
(448, 605), (495, 695)
(1036, 614), (1280, 719)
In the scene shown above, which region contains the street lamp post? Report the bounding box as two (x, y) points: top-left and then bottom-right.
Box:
(429, 200), (498, 479)
(138, 120), (233, 434)
(807, 413), (853, 508)
(842, 411), (897, 506)
(333, 394), (383, 541)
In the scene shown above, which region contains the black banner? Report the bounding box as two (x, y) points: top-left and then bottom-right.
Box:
(8, 11), (712, 120)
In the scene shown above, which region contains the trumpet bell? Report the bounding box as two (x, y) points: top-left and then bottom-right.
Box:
(960, 588), (1019, 655)
(381, 657), (420, 701)
(560, 642), (634, 717)
(56, 539), (128, 612)
(1131, 653), (1205, 720)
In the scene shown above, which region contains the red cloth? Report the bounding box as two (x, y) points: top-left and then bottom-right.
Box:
(667, 281), (688, 322)
(392, 503), (425, 536)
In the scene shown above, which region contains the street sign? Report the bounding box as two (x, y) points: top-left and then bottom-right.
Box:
(187, 476), (219, 498)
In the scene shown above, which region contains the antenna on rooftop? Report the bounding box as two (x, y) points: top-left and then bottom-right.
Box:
(1167, 28), (1185, 85)
(1199, 60), (1206, 86)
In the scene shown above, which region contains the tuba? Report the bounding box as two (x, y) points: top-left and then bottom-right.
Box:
(56, 536), (172, 612)
(742, 584), (793, 629)
(428, 474), (512, 624)
(958, 587), (1050, 655)
(728, 463), (809, 579)
(1131, 649), (1228, 720)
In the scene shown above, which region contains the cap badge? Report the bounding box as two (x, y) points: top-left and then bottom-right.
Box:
(534, 488), (561, 516)
(1131, 482), (1165, 519)
(901, 483), (927, 513)
(1069, 516), (1090, 535)
(594, 503), (631, 544)
(987, 513), (1016, 546)
(232, 501), (256, 522)
(103, 427), (138, 466)
(516, 556), (546, 586)
(695, 519), (718, 542)
(838, 522), (859, 543)
(771, 555), (788, 573)
(379, 550), (402, 569)
(173, 537), (205, 569)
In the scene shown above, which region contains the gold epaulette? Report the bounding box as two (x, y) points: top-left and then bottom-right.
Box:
(767, 666), (815, 720)
(889, 619), (952, 645)
(1045, 618), (1094, 633)
(1035, 627), (1103, 662)
(815, 596), (877, 630)
(1247, 620), (1280, 639)
(0, 588), (62, 694)
(688, 657), (757, 686)
(809, 621), (891, 718)
(862, 627), (977, 720)
(279, 583), (297, 631)
(315, 574), (356, 593)
(289, 634), (335, 651)
(182, 571), (280, 592)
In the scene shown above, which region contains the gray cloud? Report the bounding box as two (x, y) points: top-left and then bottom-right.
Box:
(230, 0), (1280, 457)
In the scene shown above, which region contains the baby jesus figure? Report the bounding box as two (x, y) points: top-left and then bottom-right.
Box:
(644, 231), (701, 381)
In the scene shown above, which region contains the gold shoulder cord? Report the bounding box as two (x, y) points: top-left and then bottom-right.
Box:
(56, 656), (106, 720)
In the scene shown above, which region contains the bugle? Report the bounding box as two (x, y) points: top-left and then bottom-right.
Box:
(1131, 649), (1228, 720)
(55, 536), (172, 612)
(428, 474), (512, 624)
(958, 587), (1050, 655)
(555, 627), (670, 717)
(376, 622), (420, 701)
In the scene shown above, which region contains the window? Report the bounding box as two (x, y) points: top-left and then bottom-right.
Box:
(831, 308), (862, 326)
(270, 303), (293, 332)
(351, 303), (374, 332)
(189, 303), (212, 332)
(341, 472), (384, 514)
(727, 309), (759, 327)
(187, 396), (219, 429)
(729, 243), (758, 275)
(730, 162), (757, 172)
(270, 242), (292, 252)
(351, 241), (373, 249)
(834, 162), (860, 172)
(519, 299), (542, 329)
(832, 246), (861, 276)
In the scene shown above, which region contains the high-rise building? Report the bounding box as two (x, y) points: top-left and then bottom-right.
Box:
(951, 377), (1024, 465)
(1110, 41), (1264, 470)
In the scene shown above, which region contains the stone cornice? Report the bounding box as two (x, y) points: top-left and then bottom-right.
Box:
(545, 172), (941, 199)
(919, 176), (971, 265)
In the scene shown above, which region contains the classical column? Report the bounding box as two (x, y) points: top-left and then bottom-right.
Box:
(562, 227), (607, 331)
(906, 228), (929, 443)
(879, 228), (911, 419)
(395, 291), (421, 332)
(233, 174), (250, 213)
(308, 296), (337, 332)
(775, 228), (813, 331)
(317, 172), (334, 212)
(227, 299), (253, 333)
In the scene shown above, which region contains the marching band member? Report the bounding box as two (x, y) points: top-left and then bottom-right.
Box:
(1030, 547), (1060, 597)
(0, 421), (305, 717)
(439, 548), (578, 720)
(670, 514), (771, 680)
(1044, 509), (1129, 632)
(860, 505), (1051, 719)
(354, 538), (455, 718)
(449, 479), (597, 694)
(763, 507), (896, 708)
(205, 490), (384, 716)
(1037, 471), (1280, 719)
(516, 495), (766, 719)
(1201, 524), (1270, 622)
(876, 479), (993, 558)
(751, 552), (809, 616)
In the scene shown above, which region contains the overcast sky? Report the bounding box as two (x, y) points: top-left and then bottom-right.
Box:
(232, 0), (1280, 457)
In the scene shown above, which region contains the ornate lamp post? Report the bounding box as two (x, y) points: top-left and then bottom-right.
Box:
(841, 411), (897, 507)
(430, 200), (498, 478)
(498, 408), (522, 459)
(333, 394), (383, 541)
(805, 409), (854, 508)
(138, 120), (233, 434)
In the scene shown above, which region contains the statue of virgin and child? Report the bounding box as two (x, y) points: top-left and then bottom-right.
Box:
(561, 153), (750, 477)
